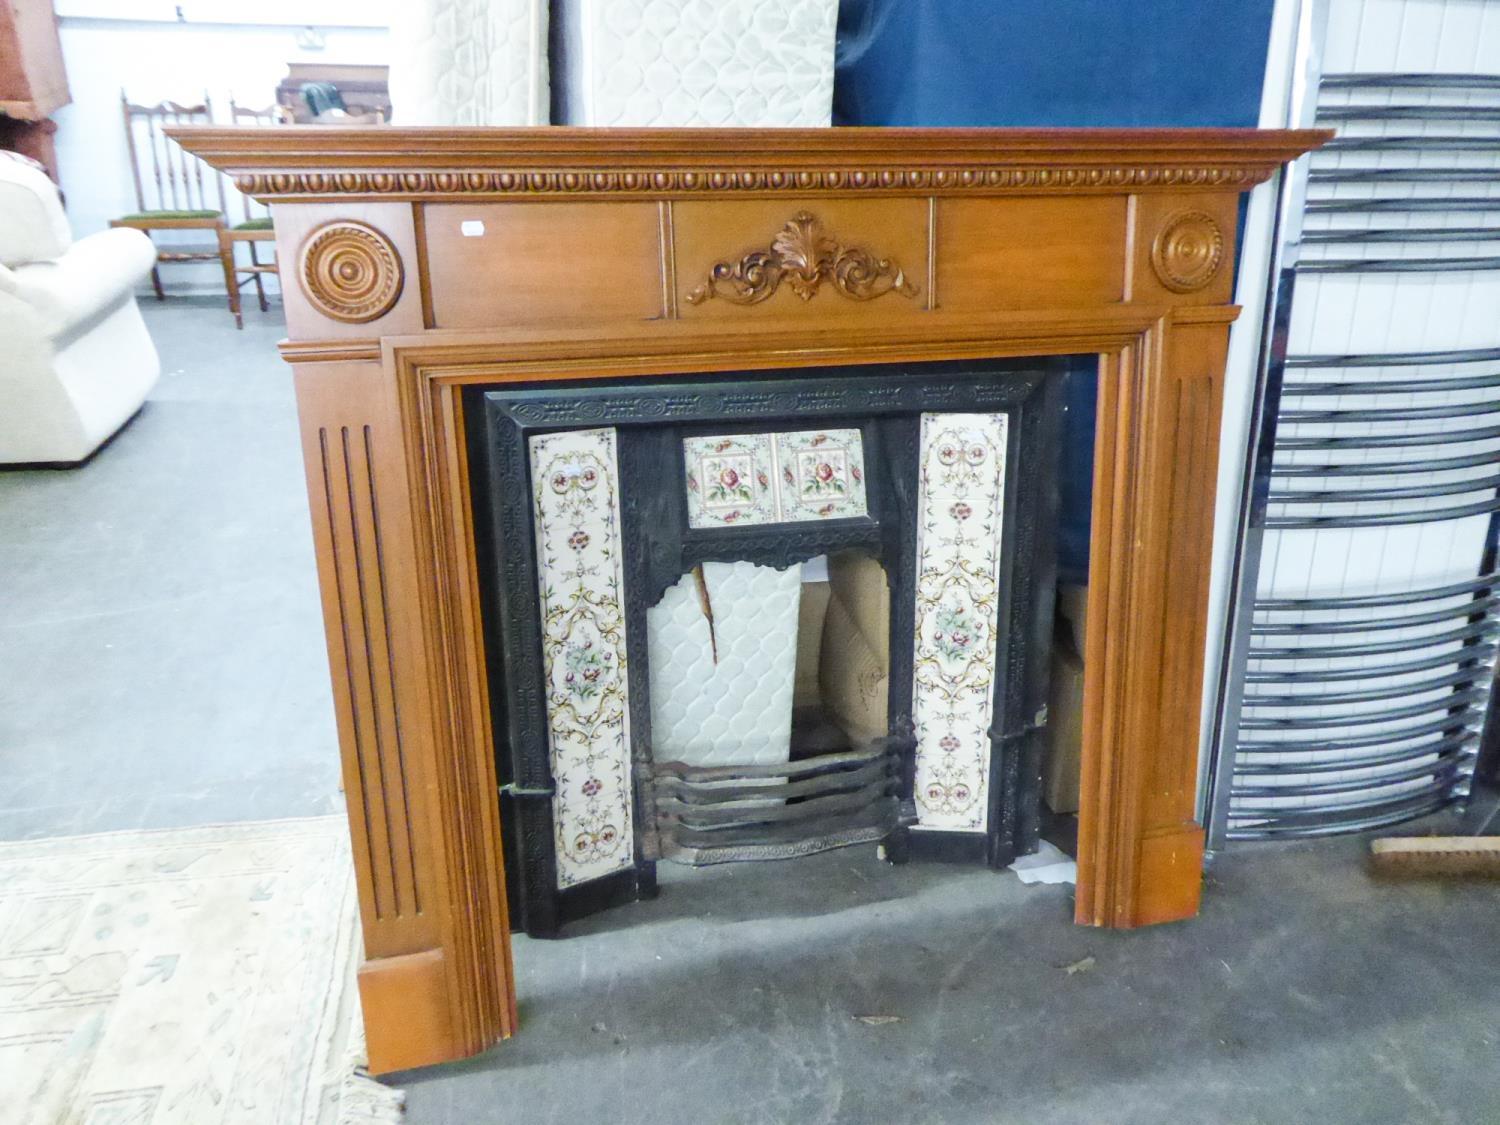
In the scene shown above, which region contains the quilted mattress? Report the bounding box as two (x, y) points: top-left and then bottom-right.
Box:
(647, 560), (802, 768)
(388, 0), (549, 125)
(552, 0), (838, 125)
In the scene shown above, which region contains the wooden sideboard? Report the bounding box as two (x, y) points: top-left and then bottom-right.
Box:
(174, 125), (1328, 1073)
(276, 62), (389, 124)
(0, 0), (69, 181)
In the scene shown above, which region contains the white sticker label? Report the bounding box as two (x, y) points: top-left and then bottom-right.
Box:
(460, 220), (485, 237)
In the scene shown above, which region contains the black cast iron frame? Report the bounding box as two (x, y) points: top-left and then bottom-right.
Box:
(468, 356), (1064, 938)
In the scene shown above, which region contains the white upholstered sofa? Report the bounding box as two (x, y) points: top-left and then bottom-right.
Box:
(0, 153), (160, 465)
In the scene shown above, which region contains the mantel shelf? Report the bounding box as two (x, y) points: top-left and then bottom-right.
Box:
(170, 125), (1330, 201)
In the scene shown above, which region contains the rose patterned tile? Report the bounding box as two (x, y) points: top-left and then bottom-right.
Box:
(683, 432), (778, 528)
(529, 428), (634, 888)
(910, 413), (1009, 833)
(776, 428), (868, 522)
(682, 428), (868, 527)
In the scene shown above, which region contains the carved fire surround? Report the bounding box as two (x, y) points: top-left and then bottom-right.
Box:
(173, 126), (1327, 1075)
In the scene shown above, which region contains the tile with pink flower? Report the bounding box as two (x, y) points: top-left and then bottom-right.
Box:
(683, 433), (778, 528)
(774, 428), (869, 523)
(682, 428), (869, 528)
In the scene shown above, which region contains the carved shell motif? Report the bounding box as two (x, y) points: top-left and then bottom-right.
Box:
(686, 211), (919, 306)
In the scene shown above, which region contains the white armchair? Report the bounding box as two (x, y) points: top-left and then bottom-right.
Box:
(0, 153), (161, 465)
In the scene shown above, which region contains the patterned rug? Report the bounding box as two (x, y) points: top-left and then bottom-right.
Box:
(0, 816), (404, 1124)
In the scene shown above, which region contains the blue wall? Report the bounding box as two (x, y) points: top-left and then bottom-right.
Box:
(835, 0), (1274, 129)
(835, 0), (1276, 580)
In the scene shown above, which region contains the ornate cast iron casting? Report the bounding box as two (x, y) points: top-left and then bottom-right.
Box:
(472, 360), (1062, 937)
(685, 210), (920, 306)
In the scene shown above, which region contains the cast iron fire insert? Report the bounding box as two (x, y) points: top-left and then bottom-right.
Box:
(469, 357), (1064, 937)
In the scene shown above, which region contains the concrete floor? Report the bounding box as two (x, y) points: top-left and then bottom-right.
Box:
(4, 300), (1500, 1124)
(401, 836), (1500, 1125)
(0, 298), (340, 838)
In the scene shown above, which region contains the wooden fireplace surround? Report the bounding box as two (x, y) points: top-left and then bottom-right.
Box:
(174, 126), (1326, 1073)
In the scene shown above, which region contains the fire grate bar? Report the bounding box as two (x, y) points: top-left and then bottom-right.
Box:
(654, 756), (893, 806)
(657, 778), (898, 829)
(651, 739), (909, 866)
(652, 742), (895, 783)
(662, 803), (904, 865)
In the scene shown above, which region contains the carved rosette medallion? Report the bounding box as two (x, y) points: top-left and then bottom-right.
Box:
(299, 221), (404, 323)
(1150, 210), (1225, 293)
(686, 211), (919, 306)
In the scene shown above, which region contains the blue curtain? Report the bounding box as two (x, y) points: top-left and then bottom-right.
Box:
(835, 0), (1276, 580)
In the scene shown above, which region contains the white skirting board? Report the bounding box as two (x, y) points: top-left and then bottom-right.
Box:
(552, 0), (837, 125)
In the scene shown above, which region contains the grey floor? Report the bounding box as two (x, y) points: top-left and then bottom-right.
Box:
(4, 300), (1499, 1125)
(402, 837), (1500, 1125)
(0, 297), (341, 838)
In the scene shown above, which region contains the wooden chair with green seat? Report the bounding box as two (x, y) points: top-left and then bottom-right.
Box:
(110, 91), (230, 306)
(219, 99), (285, 328)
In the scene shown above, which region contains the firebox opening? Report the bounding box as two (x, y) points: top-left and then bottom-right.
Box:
(646, 551), (894, 774)
(473, 358), (1067, 924)
(644, 549), (901, 866)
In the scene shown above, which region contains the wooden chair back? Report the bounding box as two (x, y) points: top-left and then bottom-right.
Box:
(225, 99), (285, 224)
(119, 92), (226, 216)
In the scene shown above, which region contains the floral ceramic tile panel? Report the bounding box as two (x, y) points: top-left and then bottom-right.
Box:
(683, 432), (778, 528)
(529, 428), (634, 888)
(682, 428), (867, 527)
(776, 428), (868, 522)
(910, 412), (1009, 833)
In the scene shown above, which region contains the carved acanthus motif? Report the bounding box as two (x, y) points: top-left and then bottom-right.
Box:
(686, 211), (919, 307)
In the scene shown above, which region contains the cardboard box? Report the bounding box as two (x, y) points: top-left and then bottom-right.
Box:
(794, 580), (831, 710)
(819, 552), (890, 745)
(1044, 629), (1085, 815)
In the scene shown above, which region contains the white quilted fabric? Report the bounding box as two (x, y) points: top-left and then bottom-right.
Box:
(648, 561), (801, 767)
(389, 0), (549, 125)
(554, 0), (837, 126)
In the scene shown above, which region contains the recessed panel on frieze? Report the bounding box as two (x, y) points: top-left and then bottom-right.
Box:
(423, 202), (665, 327)
(935, 197), (1128, 311)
